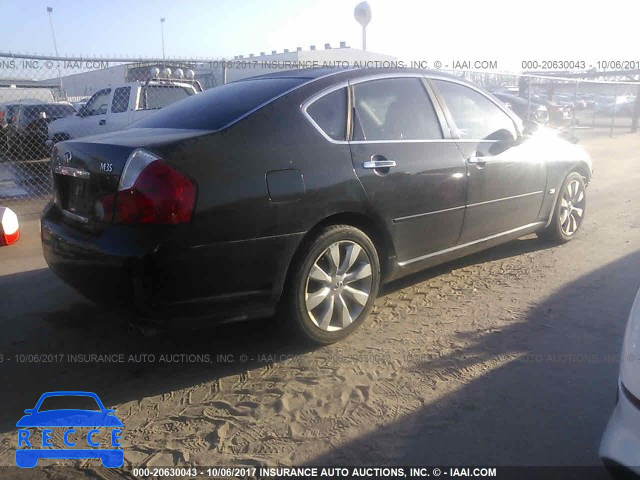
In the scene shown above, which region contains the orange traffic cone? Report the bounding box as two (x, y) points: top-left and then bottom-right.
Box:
(0, 207), (19, 246)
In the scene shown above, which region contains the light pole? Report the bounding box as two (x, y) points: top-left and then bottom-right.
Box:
(46, 6), (63, 94)
(160, 18), (166, 65)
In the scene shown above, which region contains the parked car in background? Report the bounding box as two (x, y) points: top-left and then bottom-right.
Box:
(47, 78), (202, 144)
(553, 94), (588, 110)
(6, 102), (76, 159)
(532, 94), (575, 126)
(41, 68), (592, 344)
(492, 92), (550, 125)
(71, 100), (88, 111)
(596, 100), (637, 117)
(600, 288), (640, 478)
(0, 103), (20, 153)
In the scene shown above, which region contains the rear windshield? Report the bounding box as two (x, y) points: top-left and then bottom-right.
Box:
(140, 85), (194, 110)
(133, 78), (307, 130)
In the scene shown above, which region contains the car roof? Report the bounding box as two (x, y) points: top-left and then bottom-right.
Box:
(240, 67), (464, 84)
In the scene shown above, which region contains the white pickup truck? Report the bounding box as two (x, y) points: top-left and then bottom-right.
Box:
(47, 78), (202, 143)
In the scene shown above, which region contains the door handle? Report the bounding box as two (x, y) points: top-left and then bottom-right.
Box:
(467, 151), (487, 165)
(363, 159), (396, 169)
(99, 119), (106, 126)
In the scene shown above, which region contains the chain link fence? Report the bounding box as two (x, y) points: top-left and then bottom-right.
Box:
(446, 70), (640, 141)
(1, 53), (639, 216)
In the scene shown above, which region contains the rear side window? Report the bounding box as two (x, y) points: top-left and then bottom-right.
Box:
(140, 85), (193, 110)
(133, 78), (306, 130)
(352, 78), (443, 141)
(306, 88), (348, 141)
(112, 86), (131, 113)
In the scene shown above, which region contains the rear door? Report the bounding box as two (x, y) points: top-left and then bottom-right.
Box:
(431, 79), (546, 244)
(348, 76), (467, 263)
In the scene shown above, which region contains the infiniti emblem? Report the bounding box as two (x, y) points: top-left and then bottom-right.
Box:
(63, 152), (72, 163)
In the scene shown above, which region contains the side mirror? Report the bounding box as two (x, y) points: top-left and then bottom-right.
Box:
(23, 409), (34, 414)
(486, 128), (517, 155)
(105, 409), (116, 414)
(77, 106), (87, 117)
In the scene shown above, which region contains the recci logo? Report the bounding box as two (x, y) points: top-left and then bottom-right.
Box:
(15, 391), (124, 468)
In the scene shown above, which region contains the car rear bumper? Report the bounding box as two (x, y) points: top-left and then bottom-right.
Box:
(600, 379), (640, 475)
(41, 202), (304, 323)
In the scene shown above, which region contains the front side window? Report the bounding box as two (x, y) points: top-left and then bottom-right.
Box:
(84, 89), (111, 116)
(306, 88), (348, 141)
(433, 80), (517, 140)
(352, 77), (443, 141)
(111, 87), (131, 113)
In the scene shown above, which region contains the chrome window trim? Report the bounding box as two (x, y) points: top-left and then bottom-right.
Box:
(393, 205), (465, 223)
(466, 190), (543, 208)
(398, 221), (546, 267)
(299, 70), (518, 145)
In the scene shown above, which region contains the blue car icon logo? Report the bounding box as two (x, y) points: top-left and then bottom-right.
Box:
(15, 391), (123, 468)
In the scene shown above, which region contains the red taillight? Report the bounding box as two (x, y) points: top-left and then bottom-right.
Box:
(96, 150), (196, 225)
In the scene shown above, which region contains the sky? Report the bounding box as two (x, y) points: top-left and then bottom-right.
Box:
(0, 0), (638, 72)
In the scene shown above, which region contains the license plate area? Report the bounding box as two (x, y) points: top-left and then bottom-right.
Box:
(54, 173), (93, 222)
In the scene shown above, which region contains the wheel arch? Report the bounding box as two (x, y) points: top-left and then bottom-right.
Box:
(571, 160), (592, 186)
(277, 210), (397, 304)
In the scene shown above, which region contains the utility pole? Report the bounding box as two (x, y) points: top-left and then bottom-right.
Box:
(160, 18), (166, 66)
(47, 7), (63, 96)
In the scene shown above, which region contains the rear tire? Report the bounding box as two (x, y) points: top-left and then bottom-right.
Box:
(538, 171), (586, 244)
(281, 225), (380, 344)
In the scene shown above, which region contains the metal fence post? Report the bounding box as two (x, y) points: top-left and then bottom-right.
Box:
(611, 84), (618, 138)
(527, 76), (532, 122)
(632, 83), (640, 133)
(571, 80), (578, 136)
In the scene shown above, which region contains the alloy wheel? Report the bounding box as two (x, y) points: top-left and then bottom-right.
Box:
(559, 179), (585, 236)
(304, 240), (373, 332)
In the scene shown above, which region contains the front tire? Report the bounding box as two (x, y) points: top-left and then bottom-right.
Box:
(283, 225), (380, 344)
(538, 171), (586, 243)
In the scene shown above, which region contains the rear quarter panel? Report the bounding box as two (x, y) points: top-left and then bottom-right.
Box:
(148, 78), (375, 303)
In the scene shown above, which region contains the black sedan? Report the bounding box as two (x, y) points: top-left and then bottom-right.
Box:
(41, 68), (592, 344)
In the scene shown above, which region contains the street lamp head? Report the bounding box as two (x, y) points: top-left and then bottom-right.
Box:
(160, 17), (165, 22)
(47, 6), (53, 13)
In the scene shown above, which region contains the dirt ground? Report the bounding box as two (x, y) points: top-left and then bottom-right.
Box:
(0, 133), (639, 477)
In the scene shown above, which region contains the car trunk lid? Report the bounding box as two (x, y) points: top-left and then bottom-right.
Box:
(51, 127), (208, 231)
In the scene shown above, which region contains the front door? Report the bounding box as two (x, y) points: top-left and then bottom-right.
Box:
(349, 76), (467, 263)
(78, 88), (112, 138)
(431, 79), (546, 244)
